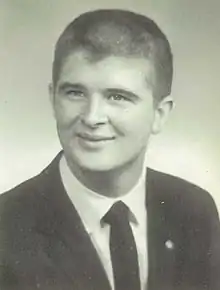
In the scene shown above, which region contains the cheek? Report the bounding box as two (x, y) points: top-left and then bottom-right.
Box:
(54, 99), (81, 127)
(112, 106), (155, 140)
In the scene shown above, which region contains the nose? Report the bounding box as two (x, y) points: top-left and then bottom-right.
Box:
(81, 94), (108, 128)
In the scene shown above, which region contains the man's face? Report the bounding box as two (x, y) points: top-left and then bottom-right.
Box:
(51, 50), (171, 171)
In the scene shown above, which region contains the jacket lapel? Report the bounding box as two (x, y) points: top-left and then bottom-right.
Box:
(35, 154), (111, 290)
(146, 169), (179, 290)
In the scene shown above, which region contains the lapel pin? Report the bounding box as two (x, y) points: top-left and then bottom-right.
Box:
(165, 240), (174, 250)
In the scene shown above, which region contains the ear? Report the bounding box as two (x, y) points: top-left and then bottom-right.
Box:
(152, 96), (174, 134)
(48, 83), (56, 116)
(49, 83), (54, 105)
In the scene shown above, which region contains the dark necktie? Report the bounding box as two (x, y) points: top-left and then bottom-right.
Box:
(103, 201), (141, 290)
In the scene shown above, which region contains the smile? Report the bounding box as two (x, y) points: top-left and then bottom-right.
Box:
(77, 133), (115, 142)
(77, 133), (115, 149)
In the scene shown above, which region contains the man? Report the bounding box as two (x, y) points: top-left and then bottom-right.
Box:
(0, 9), (219, 290)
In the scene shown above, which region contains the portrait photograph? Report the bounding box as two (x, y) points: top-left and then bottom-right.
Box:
(0, 1), (220, 289)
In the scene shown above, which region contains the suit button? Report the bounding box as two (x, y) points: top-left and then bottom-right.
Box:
(165, 240), (174, 250)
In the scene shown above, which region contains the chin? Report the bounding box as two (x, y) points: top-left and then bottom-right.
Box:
(68, 152), (125, 172)
(74, 158), (119, 172)
(64, 145), (140, 173)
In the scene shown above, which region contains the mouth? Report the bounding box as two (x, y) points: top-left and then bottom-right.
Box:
(76, 133), (116, 150)
(77, 133), (115, 142)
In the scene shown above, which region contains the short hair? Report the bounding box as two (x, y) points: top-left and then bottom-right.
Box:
(52, 9), (173, 100)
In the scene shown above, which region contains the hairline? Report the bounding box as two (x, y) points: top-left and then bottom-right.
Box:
(52, 9), (173, 101)
(53, 47), (156, 93)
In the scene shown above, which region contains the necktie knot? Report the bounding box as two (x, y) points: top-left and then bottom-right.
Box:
(102, 201), (130, 226)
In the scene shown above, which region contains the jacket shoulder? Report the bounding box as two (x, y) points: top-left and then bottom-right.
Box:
(0, 173), (44, 211)
(0, 153), (62, 213)
(147, 168), (219, 218)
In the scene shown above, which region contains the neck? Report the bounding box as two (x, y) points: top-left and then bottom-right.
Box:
(67, 153), (146, 198)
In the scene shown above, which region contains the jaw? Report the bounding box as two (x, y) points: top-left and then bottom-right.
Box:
(62, 142), (147, 197)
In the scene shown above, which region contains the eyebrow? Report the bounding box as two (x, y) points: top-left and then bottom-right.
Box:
(57, 82), (86, 93)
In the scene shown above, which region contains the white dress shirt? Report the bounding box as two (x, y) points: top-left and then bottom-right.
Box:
(59, 156), (148, 290)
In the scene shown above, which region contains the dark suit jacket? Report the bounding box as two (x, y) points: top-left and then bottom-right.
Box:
(0, 152), (220, 290)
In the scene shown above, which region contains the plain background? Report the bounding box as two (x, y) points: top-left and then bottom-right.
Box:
(1, 0), (220, 212)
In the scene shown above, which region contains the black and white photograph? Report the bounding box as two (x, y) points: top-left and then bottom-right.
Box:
(0, 1), (220, 289)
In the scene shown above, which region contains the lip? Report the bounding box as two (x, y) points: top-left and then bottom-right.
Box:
(77, 133), (115, 142)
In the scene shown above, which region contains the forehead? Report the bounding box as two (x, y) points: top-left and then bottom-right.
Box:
(57, 50), (155, 91)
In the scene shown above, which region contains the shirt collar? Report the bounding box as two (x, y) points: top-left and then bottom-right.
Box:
(59, 155), (147, 235)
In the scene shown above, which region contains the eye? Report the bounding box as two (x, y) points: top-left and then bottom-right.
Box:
(108, 93), (129, 102)
(65, 90), (85, 98)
